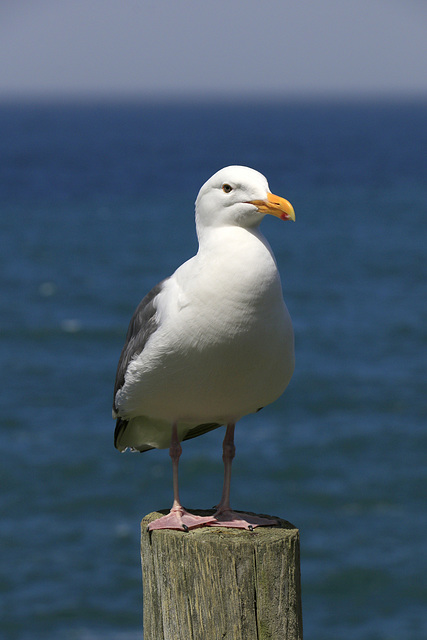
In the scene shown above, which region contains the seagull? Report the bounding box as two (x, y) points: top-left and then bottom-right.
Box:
(113, 166), (295, 531)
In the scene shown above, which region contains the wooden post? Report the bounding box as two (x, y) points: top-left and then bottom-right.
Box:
(141, 509), (303, 640)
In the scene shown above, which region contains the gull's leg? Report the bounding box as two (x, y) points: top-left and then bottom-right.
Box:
(208, 423), (278, 530)
(216, 422), (236, 514)
(147, 422), (216, 532)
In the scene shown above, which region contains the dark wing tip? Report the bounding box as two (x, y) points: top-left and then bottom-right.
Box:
(114, 417), (155, 453)
(182, 422), (222, 442)
(114, 417), (128, 450)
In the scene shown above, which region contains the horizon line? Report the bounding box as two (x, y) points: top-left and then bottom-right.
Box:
(0, 88), (426, 106)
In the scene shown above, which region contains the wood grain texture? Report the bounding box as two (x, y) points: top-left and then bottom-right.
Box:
(141, 509), (303, 640)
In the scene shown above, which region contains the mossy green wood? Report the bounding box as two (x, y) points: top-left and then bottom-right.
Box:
(141, 509), (303, 640)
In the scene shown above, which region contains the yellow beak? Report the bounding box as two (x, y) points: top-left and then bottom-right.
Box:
(248, 192), (295, 221)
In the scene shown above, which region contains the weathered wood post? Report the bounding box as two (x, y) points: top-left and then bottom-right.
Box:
(141, 508), (303, 640)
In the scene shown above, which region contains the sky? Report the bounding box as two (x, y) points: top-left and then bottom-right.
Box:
(0, 0), (426, 100)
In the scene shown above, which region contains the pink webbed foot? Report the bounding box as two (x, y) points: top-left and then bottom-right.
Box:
(208, 508), (278, 530)
(147, 506), (216, 532)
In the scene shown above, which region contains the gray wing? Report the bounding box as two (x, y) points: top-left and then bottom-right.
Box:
(113, 279), (166, 417)
(113, 278), (222, 451)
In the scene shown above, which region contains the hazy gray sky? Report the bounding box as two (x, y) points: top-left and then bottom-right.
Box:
(0, 0), (426, 99)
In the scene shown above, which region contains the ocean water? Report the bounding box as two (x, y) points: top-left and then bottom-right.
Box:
(0, 99), (426, 639)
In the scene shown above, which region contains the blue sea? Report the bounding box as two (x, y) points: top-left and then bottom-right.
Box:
(0, 98), (426, 639)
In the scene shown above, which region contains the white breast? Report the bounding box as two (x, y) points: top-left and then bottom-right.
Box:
(117, 226), (294, 425)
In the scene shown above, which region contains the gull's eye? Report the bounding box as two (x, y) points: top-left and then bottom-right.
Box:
(222, 183), (232, 193)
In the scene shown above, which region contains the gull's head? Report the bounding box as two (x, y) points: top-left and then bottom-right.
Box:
(195, 166), (295, 235)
